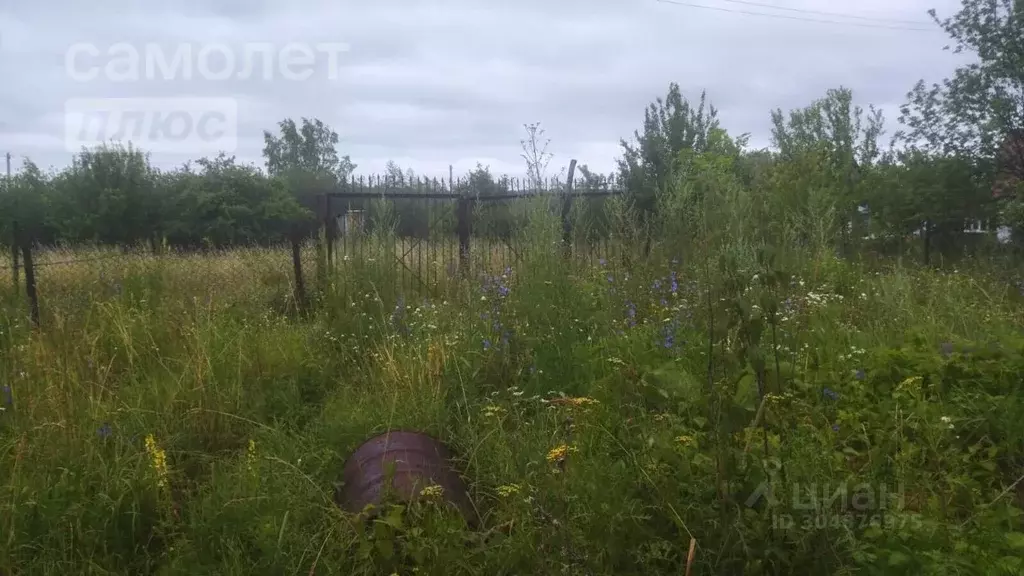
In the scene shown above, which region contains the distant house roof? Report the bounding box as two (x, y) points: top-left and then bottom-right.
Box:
(994, 129), (1024, 198)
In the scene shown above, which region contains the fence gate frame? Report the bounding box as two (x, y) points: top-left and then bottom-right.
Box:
(317, 160), (622, 295)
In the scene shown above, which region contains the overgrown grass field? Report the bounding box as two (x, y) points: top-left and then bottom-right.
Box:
(2, 231), (1024, 575)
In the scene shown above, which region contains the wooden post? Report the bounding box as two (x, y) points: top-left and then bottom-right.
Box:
(20, 232), (39, 327)
(922, 220), (931, 266)
(561, 159), (578, 257)
(291, 232), (307, 313)
(314, 195), (327, 297)
(324, 193), (334, 270)
(6, 154), (15, 288)
(11, 220), (19, 288)
(457, 195), (472, 276)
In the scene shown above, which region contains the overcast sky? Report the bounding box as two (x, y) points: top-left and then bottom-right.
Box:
(1, 0), (971, 180)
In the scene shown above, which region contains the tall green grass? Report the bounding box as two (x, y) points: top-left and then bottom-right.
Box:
(1, 210), (1023, 574)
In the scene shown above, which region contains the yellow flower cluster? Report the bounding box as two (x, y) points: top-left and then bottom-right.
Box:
(419, 484), (444, 498)
(144, 434), (169, 489)
(546, 443), (578, 464)
(546, 396), (600, 409)
(496, 483), (521, 497)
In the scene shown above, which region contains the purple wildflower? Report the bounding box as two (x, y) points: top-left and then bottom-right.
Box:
(606, 274), (614, 284)
(599, 258), (607, 267)
(391, 297), (407, 333)
(663, 333), (675, 349)
(823, 388), (839, 401)
(98, 423), (112, 439)
(854, 369), (865, 381)
(832, 424), (840, 432)
(1, 385), (11, 407)
(483, 339), (492, 350)
(940, 342), (954, 358)
(669, 271), (678, 294)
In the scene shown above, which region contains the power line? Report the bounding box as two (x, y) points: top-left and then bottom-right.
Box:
(655, 0), (938, 32)
(710, 0), (932, 26)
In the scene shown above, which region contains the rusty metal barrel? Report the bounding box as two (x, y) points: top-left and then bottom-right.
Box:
(339, 430), (476, 523)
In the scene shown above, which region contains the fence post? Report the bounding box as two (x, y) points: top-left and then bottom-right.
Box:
(561, 159), (578, 257)
(291, 231), (308, 314)
(324, 193), (334, 270)
(11, 219), (19, 288)
(314, 195), (327, 297)
(457, 194), (472, 276)
(19, 229), (39, 327)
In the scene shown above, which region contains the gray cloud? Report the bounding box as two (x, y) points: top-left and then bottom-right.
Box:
(1, 0), (971, 178)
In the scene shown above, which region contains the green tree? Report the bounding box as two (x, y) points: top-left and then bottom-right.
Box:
(618, 83), (722, 253)
(896, 0), (1023, 237)
(769, 87), (885, 250)
(50, 143), (157, 247)
(162, 154), (305, 249)
(263, 117), (357, 235)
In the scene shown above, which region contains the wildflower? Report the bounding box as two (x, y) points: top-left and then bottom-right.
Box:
(546, 443), (577, 464)
(661, 319), (679, 349)
(823, 388), (839, 401)
(1, 385), (11, 408)
(420, 484), (444, 498)
(97, 423), (112, 439)
(483, 339), (491, 350)
(599, 258), (607, 267)
(562, 397), (599, 407)
(675, 435), (694, 445)
(606, 274), (614, 283)
(854, 369), (865, 381)
(832, 424), (840, 432)
(497, 484), (521, 497)
(144, 434), (169, 489)
(940, 342), (954, 358)
(670, 271), (679, 294)
(246, 439), (258, 475)
(483, 401), (507, 414)
(391, 297), (408, 334)
(940, 416), (954, 429)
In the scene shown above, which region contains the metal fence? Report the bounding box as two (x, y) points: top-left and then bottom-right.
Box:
(319, 161), (624, 297)
(3, 162), (626, 326)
